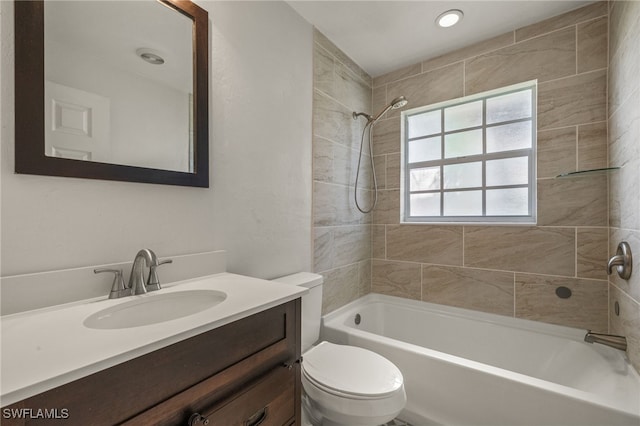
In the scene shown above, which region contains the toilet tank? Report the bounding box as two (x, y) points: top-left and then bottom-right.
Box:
(271, 272), (323, 352)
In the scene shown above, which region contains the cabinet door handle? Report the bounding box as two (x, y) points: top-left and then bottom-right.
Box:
(244, 407), (268, 426)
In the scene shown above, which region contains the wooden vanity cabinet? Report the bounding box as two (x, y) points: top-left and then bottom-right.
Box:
(2, 299), (301, 426)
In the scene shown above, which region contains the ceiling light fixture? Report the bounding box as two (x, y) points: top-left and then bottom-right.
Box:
(436, 9), (463, 28)
(136, 48), (165, 65)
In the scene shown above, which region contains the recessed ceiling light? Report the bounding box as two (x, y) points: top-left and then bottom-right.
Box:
(436, 9), (464, 28)
(136, 48), (165, 65)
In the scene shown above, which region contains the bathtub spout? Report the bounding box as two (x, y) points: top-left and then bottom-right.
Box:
(584, 331), (627, 351)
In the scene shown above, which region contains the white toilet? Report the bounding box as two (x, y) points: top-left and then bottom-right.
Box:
(272, 273), (406, 426)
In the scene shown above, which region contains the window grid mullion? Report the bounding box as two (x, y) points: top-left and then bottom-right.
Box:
(402, 83), (536, 223)
(440, 109), (444, 216)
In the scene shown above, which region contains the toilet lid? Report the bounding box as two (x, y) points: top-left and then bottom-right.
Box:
(302, 341), (403, 398)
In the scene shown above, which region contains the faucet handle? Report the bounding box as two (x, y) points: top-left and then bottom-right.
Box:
(94, 268), (130, 299)
(146, 259), (173, 292)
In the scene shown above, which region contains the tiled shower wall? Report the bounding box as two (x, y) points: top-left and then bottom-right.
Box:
(608, 1), (640, 371)
(370, 2), (610, 332)
(312, 31), (373, 314)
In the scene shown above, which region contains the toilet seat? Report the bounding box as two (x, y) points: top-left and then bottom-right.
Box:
(302, 341), (404, 399)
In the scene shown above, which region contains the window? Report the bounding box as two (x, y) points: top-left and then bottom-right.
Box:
(401, 81), (536, 224)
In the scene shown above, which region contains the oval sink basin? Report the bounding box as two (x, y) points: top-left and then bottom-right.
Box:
(84, 289), (227, 330)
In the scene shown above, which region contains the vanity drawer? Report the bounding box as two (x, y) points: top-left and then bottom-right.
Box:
(194, 365), (295, 426)
(150, 362), (296, 426)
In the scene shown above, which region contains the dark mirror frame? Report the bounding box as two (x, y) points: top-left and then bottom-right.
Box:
(14, 0), (209, 187)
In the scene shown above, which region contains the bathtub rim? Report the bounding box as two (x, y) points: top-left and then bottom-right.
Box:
(321, 293), (640, 418)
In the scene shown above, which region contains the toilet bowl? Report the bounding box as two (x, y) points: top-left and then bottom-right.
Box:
(271, 273), (406, 426)
(301, 341), (406, 426)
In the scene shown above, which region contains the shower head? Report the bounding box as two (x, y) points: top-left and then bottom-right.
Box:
(390, 96), (408, 109)
(352, 95), (408, 124)
(370, 95), (408, 123)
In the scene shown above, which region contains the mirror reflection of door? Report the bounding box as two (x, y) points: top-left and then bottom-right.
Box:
(45, 81), (110, 162)
(43, 0), (194, 173)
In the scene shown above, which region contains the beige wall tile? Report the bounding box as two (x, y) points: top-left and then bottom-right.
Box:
(335, 62), (372, 114)
(314, 182), (370, 227)
(609, 0), (640, 61)
(537, 127), (577, 178)
(373, 63), (422, 88)
(372, 118), (401, 155)
(515, 2), (608, 42)
(372, 225), (386, 259)
(465, 227), (575, 276)
(515, 274), (608, 331)
(386, 153), (401, 190)
(577, 227), (608, 280)
(387, 225), (463, 265)
(387, 63), (464, 118)
(372, 189), (400, 225)
(610, 284), (640, 372)
(577, 16), (608, 73)
(422, 265), (514, 316)
(466, 27), (576, 95)
(313, 136), (333, 183)
(333, 225), (371, 268)
(313, 90), (366, 151)
(373, 155), (386, 189)
(314, 227), (333, 272)
(537, 175), (607, 226)
(609, 89), (640, 169)
(609, 228), (640, 303)
(578, 122), (608, 171)
(314, 43), (334, 97)
(359, 260), (372, 296)
(333, 143), (372, 189)
(372, 86), (387, 119)
(314, 30), (372, 86)
(608, 28), (640, 115)
(609, 158), (640, 231)
(322, 263), (360, 315)
(422, 32), (514, 73)
(538, 69), (607, 130)
(372, 259), (421, 300)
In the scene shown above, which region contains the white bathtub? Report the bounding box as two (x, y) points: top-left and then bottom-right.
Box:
(321, 293), (640, 426)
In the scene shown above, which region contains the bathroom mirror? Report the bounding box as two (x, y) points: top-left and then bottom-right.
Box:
(14, 0), (209, 187)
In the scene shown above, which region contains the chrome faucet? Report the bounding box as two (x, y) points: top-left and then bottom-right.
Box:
(128, 249), (158, 295)
(584, 331), (627, 351)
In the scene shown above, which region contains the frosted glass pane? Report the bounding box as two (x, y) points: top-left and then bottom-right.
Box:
(408, 110), (441, 139)
(410, 193), (440, 216)
(410, 167), (440, 191)
(444, 129), (482, 158)
(486, 188), (529, 215)
(444, 162), (482, 189)
(487, 121), (532, 153)
(409, 136), (441, 163)
(486, 157), (528, 186)
(444, 101), (482, 131)
(486, 89), (532, 124)
(443, 191), (482, 216)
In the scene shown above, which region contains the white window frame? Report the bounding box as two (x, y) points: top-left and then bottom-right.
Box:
(400, 80), (537, 224)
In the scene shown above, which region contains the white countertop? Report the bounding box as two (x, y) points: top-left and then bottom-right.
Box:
(0, 273), (306, 406)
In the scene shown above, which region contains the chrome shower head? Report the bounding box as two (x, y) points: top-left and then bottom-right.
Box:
(370, 95), (408, 123)
(390, 96), (408, 110)
(352, 95), (408, 124)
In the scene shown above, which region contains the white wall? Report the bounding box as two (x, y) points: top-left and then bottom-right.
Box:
(0, 1), (312, 285)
